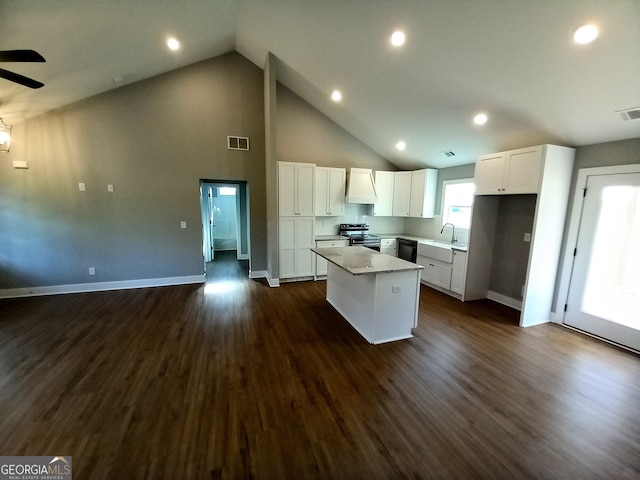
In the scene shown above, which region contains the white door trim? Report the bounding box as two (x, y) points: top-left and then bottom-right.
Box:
(554, 163), (640, 322)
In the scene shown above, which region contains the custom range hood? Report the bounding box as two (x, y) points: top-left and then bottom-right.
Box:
(345, 168), (378, 204)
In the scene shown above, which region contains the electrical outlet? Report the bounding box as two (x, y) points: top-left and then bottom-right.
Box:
(180, 221), (187, 229)
(78, 182), (86, 191)
(524, 232), (531, 242)
(107, 184), (114, 192)
(88, 267), (96, 275)
(392, 285), (401, 293)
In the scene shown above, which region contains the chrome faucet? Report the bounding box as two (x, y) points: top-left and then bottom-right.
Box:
(441, 223), (457, 244)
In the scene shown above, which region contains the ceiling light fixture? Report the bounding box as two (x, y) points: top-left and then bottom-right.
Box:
(331, 90), (342, 102)
(391, 31), (406, 47)
(0, 118), (12, 153)
(167, 38), (180, 51)
(473, 113), (488, 125)
(396, 141), (406, 151)
(573, 25), (598, 44)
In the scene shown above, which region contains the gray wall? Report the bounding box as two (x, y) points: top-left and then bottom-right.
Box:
(489, 195), (537, 299)
(276, 85), (395, 170)
(434, 163), (476, 216)
(1, 52), (266, 289)
(566, 138), (640, 218)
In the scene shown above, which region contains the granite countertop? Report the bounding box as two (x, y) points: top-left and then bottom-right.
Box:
(377, 233), (429, 242)
(311, 246), (424, 276)
(418, 239), (468, 252)
(379, 233), (467, 252)
(315, 235), (347, 241)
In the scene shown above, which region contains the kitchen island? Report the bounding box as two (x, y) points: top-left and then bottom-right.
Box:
(311, 246), (423, 344)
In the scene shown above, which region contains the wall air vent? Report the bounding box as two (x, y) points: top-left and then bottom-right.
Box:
(227, 136), (250, 151)
(617, 107), (640, 121)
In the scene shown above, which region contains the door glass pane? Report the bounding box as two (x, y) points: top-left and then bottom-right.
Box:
(582, 185), (640, 329)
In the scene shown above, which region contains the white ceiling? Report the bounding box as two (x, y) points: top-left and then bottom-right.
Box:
(1, 0), (639, 168)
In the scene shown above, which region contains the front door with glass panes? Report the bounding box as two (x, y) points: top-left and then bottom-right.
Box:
(564, 172), (640, 351)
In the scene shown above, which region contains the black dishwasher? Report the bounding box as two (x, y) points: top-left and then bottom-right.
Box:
(397, 238), (417, 263)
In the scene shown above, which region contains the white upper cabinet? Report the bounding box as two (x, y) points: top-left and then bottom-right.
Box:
(474, 145), (543, 195)
(278, 161), (315, 216)
(373, 171), (394, 216)
(409, 169), (438, 218)
(315, 167), (346, 216)
(392, 171), (412, 217)
(393, 169), (438, 218)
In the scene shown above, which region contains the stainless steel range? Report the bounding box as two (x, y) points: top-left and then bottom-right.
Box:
(339, 223), (381, 251)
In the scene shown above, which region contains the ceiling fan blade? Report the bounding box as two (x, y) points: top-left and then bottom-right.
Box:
(0, 50), (46, 63)
(0, 68), (44, 89)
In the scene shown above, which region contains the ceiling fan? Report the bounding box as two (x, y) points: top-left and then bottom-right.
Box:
(0, 50), (46, 89)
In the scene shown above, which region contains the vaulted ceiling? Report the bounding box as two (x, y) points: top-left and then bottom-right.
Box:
(2, 0), (639, 168)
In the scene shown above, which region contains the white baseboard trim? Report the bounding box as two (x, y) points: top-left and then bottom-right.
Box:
(0, 275), (205, 299)
(487, 291), (522, 311)
(247, 269), (280, 287)
(249, 269), (267, 279)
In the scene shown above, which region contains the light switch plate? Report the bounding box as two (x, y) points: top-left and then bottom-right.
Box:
(13, 160), (29, 169)
(181, 221), (187, 229)
(524, 233), (531, 242)
(79, 182), (86, 191)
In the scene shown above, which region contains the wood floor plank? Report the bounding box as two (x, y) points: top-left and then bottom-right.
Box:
(1, 251), (639, 479)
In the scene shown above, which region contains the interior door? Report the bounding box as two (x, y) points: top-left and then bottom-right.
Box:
(564, 172), (640, 351)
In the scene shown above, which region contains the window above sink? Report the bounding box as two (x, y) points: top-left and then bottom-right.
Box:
(442, 179), (475, 229)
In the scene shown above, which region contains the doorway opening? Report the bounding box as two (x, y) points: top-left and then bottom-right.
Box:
(199, 180), (250, 281)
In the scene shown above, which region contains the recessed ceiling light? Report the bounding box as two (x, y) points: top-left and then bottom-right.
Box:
(473, 113), (488, 125)
(396, 141), (406, 151)
(331, 90), (342, 102)
(391, 31), (406, 47)
(167, 38), (180, 51)
(573, 25), (598, 44)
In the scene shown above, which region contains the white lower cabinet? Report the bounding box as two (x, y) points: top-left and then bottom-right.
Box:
(380, 238), (397, 257)
(417, 248), (467, 298)
(314, 239), (349, 278)
(417, 255), (452, 290)
(450, 250), (467, 295)
(279, 217), (315, 279)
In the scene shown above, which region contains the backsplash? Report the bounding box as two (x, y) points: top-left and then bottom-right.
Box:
(314, 204), (404, 236)
(313, 203), (469, 244)
(405, 216), (470, 245)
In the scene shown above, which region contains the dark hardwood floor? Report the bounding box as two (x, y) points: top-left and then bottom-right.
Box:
(1, 251), (639, 479)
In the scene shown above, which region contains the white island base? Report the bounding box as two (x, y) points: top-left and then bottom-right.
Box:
(313, 247), (422, 344)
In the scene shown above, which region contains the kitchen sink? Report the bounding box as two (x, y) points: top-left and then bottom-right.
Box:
(417, 240), (466, 263)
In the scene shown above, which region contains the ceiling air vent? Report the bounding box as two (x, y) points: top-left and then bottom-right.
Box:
(440, 150), (456, 157)
(227, 136), (250, 151)
(617, 107), (640, 121)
